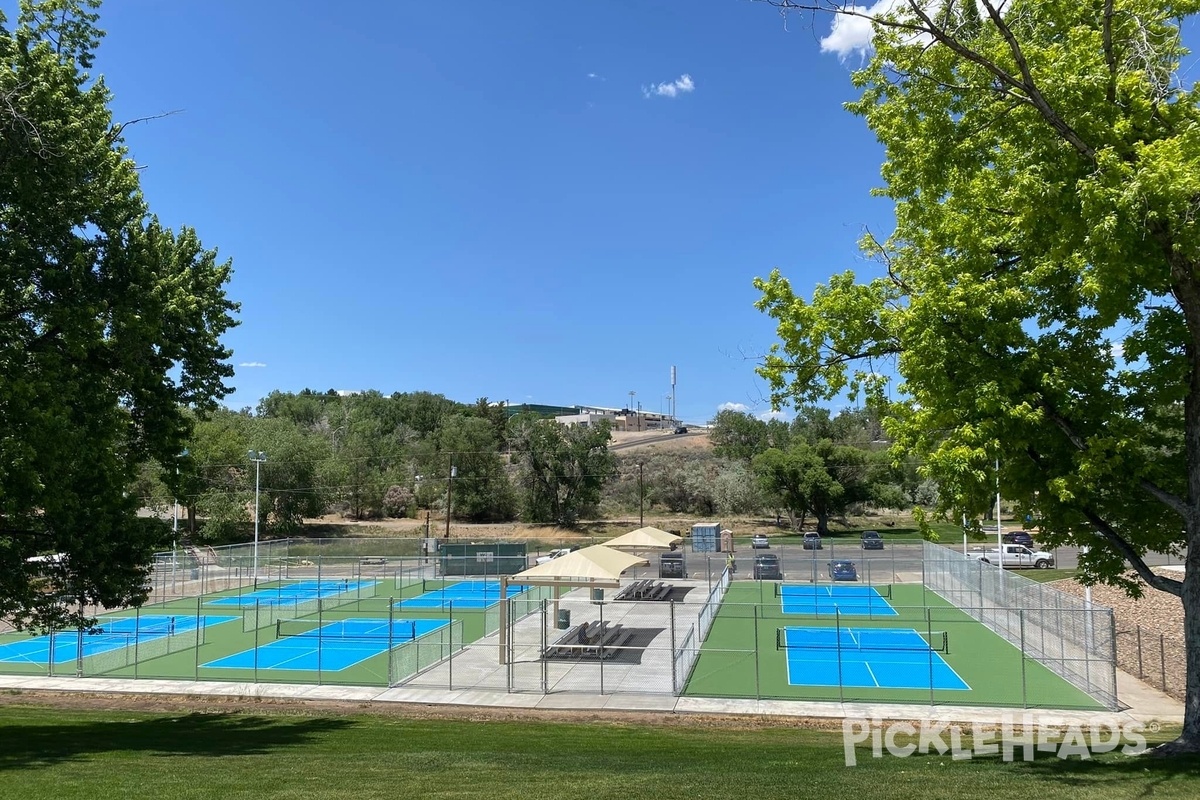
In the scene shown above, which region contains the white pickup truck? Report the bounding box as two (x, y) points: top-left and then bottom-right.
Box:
(974, 544), (1055, 570)
(535, 548), (574, 566)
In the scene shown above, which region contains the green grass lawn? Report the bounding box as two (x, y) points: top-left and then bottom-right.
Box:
(0, 703), (1195, 800)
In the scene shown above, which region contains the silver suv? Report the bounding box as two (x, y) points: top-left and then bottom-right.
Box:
(802, 532), (823, 550)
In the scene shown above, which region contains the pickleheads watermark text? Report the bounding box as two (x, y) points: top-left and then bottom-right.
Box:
(841, 714), (1151, 766)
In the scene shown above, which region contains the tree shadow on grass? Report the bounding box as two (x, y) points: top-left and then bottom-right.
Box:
(1012, 748), (1200, 787)
(903, 745), (1200, 789)
(0, 712), (356, 771)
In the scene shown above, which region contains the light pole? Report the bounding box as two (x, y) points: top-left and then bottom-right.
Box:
(445, 463), (457, 538)
(995, 457), (1003, 571)
(248, 450), (267, 585)
(173, 448), (188, 584)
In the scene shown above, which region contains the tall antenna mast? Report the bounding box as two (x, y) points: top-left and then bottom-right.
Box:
(670, 365), (677, 423)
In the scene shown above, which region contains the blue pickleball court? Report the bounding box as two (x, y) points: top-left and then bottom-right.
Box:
(206, 579), (378, 607)
(780, 626), (969, 690)
(0, 614), (237, 665)
(399, 580), (527, 611)
(778, 584), (898, 616)
(202, 617), (448, 672)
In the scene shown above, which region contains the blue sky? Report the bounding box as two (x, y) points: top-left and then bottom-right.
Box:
(89, 1), (893, 424)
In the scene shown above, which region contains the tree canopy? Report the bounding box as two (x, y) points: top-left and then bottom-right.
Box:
(754, 0), (1200, 751)
(0, 1), (238, 630)
(508, 417), (614, 526)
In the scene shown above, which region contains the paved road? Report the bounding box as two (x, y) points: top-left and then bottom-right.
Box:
(608, 431), (705, 451)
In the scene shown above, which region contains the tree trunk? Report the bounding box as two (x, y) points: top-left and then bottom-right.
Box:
(1155, 538), (1200, 753)
(816, 512), (830, 536)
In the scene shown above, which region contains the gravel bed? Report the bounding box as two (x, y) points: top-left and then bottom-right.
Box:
(1053, 569), (1185, 701)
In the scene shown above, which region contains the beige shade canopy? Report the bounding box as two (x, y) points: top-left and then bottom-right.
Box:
(509, 545), (649, 586)
(603, 526), (683, 551)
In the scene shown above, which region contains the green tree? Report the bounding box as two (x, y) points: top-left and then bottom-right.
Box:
(709, 410), (770, 462)
(433, 414), (513, 523)
(245, 417), (326, 534)
(391, 391), (461, 438)
(0, 1), (238, 631)
(754, 0), (1199, 751)
(712, 461), (764, 515)
(509, 418), (614, 526)
(752, 445), (827, 531)
(182, 409), (252, 541)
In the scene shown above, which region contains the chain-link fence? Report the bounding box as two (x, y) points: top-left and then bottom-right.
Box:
(1116, 622), (1186, 701)
(0, 538), (1132, 711)
(922, 541), (1118, 710)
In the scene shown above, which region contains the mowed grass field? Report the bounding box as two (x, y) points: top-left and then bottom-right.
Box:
(1, 702), (1196, 800)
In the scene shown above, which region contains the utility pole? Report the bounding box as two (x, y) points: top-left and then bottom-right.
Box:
(445, 463), (457, 538)
(638, 462), (645, 527)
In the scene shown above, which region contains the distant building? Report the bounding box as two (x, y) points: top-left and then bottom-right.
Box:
(502, 402), (580, 419)
(556, 405), (672, 432)
(494, 401), (674, 431)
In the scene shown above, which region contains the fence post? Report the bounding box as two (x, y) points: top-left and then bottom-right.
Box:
(194, 597), (202, 680)
(1160, 633), (1168, 693)
(387, 598), (395, 686)
(927, 607), (935, 707)
(253, 601), (259, 684)
(1136, 626), (1144, 678)
(669, 601), (677, 694)
(754, 605), (761, 702)
(447, 601), (455, 691)
(835, 609), (844, 704)
(538, 599), (546, 694)
(598, 600), (606, 696)
(1019, 609), (1028, 708)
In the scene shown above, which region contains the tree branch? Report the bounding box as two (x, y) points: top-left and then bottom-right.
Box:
(107, 110), (184, 144)
(1081, 508), (1184, 596)
(1039, 398), (1190, 518)
(758, 1), (1097, 161)
(1103, 0), (1117, 105)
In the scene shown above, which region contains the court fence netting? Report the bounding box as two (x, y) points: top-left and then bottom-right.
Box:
(922, 541), (1118, 710)
(0, 538), (1126, 710)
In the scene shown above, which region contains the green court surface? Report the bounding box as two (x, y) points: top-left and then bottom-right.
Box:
(0, 577), (516, 687)
(685, 583), (1106, 710)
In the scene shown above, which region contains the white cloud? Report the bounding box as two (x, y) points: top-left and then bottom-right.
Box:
(758, 410), (789, 422)
(587, 72), (605, 81)
(238, 361), (267, 368)
(819, 1), (940, 62)
(719, 402), (750, 413)
(642, 73), (695, 99)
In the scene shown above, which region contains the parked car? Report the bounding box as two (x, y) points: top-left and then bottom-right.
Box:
(1001, 531), (1035, 548)
(827, 560), (859, 581)
(753, 553), (783, 580)
(860, 530), (884, 550)
(674, 426), (689, 434)
(751, 534), (771, 549)
(802, 532), (823, 550)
